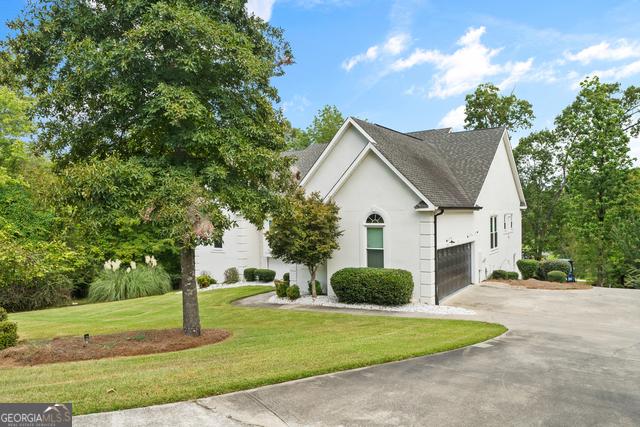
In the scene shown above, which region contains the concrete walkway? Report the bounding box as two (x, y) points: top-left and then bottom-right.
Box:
(77, 284), (640, 426)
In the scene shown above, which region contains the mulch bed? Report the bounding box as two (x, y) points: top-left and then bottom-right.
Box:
(0, 328), (230, 367)
(491, 278), (592, 290)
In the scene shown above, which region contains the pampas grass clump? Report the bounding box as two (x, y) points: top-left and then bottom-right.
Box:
(89, 257), (171, 302)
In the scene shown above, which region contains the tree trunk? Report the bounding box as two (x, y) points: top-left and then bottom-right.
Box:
(181, 246), (201, 336)
(310, 266), (317, 299)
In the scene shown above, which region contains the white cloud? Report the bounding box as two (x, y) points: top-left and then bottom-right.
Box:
(498, 58), (534, 89)
(565, 40), (640, 64)
(391, 26), (534, 98)
(572, 59), (640, 89)
(246, 0), (276, 21)
(281, 95), (311, 113)
(383, 33), (410, 55)
(592, 59), (640, 80)
(438, 105), (466, 130)
(342, 33), (410, 71)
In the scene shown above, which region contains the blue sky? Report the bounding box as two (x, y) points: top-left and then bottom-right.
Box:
(2, 0), (640, 153)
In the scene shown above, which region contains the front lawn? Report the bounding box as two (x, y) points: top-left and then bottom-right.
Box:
(1, 286), (505, 414)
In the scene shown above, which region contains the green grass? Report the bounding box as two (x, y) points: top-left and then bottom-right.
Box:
(1, 286), (506, 415)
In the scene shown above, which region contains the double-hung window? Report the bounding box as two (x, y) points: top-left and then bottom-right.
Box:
(490, 215), (498, 249)
(366, 214), (384, 268)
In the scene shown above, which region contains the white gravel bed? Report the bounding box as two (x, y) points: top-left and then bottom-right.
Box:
(199, 282), (275, 292)
(266, 294), (475, 315)
(175, 282), (275, 294)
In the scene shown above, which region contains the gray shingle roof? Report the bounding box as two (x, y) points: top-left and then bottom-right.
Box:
(287, 118), (506, 208)
(283, 143), (328, 179)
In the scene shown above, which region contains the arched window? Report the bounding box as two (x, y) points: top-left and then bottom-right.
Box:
(365, 214), (384, 268)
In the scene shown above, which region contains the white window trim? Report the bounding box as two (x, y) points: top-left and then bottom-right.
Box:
(490, 215), (498, 251)
(503, 213), (513, 234)
(363, 214), (385, 268)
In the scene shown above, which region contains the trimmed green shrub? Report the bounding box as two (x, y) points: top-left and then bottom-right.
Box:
(255, 269), (276, 282)
(331, 268), (414, 306)
(223, 267), (239, 284)
(197, 273), (215, 288)
(89, 262), (172, 302)
(274, 280), (289, 297)
(517, 259), (539, 279)
(0, 321), (18, 350)
(308, 280), (324, 295)
(507, 271), (519, 280)
(490, 270), (508, 280)
(539, 259), (571, 280)
(286, 285), (300, 300)
(243, 268), (257, 282)
(547, 270), (567, 283)
(283, 272), (290, 283)
(0, 307), (7, 322)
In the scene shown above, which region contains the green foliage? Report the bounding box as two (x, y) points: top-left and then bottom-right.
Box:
(283, 272), (290, 283)
(275, 280), (290, 298)
(286, 105), (345, 150)
(517, 259), (540, 280)
(331, 268), (414, 306)
(0, 320), (18, 350)
(556, 77), (639, 286)
(243, 268), (257, 282)
(308, 280), (324, 295)
(464, 83), (535, 131)
(489, 270), (519, 280)
(266, 189), (342, 298)
(197, 273), (215, 288)
(0, 86), (32, 185)
(255, 269), (276, 282)
(538, 259), (571, 280)
(0, 307), (6, 321)
(624, 263), (640, 289)
(223, 268), (239, 284)
(286, 285), (301, 300)
(514, 130), (568, 259)
(547, 271), (567, 283)
(88, 262), (171, 302)
(4, 0), (295, 333)
(0, 230), (78, 312)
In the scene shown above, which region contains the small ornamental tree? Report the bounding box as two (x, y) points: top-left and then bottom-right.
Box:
(266, 190), (342, 298)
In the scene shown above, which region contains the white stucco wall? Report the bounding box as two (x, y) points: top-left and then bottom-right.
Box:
(195, 217), (262, 283)
(436, 136), (523, 284)
(330, 151), (433, 302)
(303, 125), (368, 197)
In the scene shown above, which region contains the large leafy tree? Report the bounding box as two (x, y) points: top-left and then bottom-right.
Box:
(4, 0), (293, 335)
(513, 130), (568, 259)
(266, 189), (342, 298)
(287, 105), (344, 149)
(464, 83), (534, 131)
(556, 77), (639, 286)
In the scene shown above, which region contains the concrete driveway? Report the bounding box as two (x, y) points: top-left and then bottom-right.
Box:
(77, 284), (640, 426)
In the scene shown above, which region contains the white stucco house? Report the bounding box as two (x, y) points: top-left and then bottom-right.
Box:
(196, 117), (526, 304)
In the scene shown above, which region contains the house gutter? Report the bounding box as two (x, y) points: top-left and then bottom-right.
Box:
(434, 207), (445, 305)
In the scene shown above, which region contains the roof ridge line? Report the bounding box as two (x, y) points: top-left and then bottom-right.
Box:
(373, 123), (423, 141)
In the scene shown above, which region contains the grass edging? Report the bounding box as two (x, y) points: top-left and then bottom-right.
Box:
(2, 286), (506, 415)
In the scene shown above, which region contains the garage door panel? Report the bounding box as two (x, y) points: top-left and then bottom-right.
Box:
(436, 243), (471, 301)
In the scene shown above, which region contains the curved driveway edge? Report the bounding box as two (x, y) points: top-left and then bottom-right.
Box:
(77, 285), (640, 426)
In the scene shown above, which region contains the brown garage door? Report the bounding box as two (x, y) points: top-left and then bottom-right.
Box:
(436, 243), (472, 301)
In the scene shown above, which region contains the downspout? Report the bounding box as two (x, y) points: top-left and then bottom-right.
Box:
(434, 208), (444, 305)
